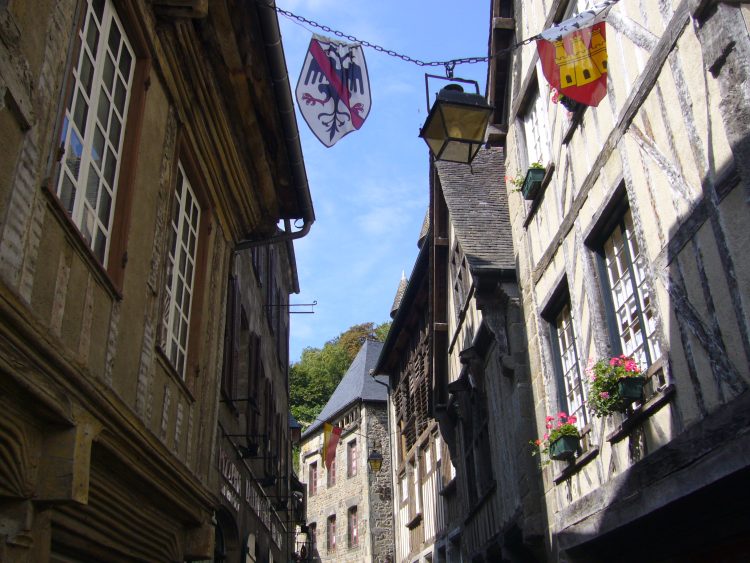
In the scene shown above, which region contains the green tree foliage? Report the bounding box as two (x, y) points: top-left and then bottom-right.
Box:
(290, 321), (391, 428)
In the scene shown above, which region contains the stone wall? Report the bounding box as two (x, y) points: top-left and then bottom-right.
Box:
(365, 403), (394, 563)
(300, 401), (394, 563)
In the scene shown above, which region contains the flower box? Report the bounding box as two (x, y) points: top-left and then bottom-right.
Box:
(521, 167), (546, 200)
(617, 376), (645, 402)
(549, 435), (580, 461)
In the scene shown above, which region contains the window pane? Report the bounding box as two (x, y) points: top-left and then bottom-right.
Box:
(86, 17), (100, 53)
(603, 210), (659, 368)
(554, 303), (588, 428)
(163, 163), (200, 379)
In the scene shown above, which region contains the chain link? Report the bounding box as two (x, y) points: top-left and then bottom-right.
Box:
(267, 2), (491, 69)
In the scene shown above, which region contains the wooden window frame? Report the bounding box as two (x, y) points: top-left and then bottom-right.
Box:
(593, 208), (660, 370)
(327, 514), (336, 553)
(46, 0), (151, 292)
(157, 132), (212, 389)
(542, 283), (590, 430)
(308, 461), (317, 496)
(347, 439), (358, 478)
(347, 506), (358, 548)
(327, 455), (336, 487)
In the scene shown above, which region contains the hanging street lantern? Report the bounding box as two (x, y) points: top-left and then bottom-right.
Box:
(419, 80), (493, 164)
(367, 448), (384, 473)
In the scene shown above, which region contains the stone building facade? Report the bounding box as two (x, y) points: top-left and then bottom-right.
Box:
(215, 240), (304, 562)
(0, 0), (313, 560)
(496, 0), (750, 560)
(299, 340), (394, 563)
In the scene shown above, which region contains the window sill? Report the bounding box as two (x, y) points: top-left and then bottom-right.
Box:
(156, 346), (196, 403)
(607, 384), (676, 443)
(405, 512), (422, 530)
(523, 162), (555, 229)
(554, 445), (600, 484)
(42, 181), (123, 301)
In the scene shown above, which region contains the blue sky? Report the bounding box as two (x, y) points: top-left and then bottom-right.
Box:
(278, 0), (490, 362)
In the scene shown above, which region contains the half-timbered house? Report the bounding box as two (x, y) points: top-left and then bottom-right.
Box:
(500, 0), (750, 559)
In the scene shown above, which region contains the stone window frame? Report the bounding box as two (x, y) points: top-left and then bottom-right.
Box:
(46, 0), (151, 292)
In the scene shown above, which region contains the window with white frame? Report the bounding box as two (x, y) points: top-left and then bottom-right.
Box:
(56, 0), (134, 264)
(163, 163), (200, 378)
(550, 301), (589, 430)
(599, 208), (660, 369)
(519, 82), (551, 167)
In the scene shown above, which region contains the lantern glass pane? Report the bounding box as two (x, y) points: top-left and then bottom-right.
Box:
(440, 140), (482, 163)
(439, 103), (492, 143)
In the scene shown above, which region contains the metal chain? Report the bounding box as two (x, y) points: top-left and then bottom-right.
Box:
(257, 0), (541, 74)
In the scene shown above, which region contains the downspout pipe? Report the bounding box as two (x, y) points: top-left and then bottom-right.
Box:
(237, 0), (314, 253)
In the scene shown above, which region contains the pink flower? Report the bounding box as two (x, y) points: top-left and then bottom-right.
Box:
(590, 373), (597, 382)
(534, 439), (541, 446)
(610, 358), (618, 366)
(599, 391), (610, 399)
(546, 423), (553, 429)
(543, 433), (549, 441)
(625, 360), (638, 372)
(557, 412), (568, 419)
(568, 416), (577, 424)
(545, 415), (554, 422)
(558, 421), (564, 428)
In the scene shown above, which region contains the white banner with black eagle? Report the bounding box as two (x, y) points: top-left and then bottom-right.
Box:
(295, 34), (372, 147)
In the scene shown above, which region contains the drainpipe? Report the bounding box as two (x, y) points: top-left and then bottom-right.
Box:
(236, 0), (315, 251)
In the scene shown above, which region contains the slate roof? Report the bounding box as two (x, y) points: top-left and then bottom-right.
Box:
(302, 339), (387, 438)
(434, 146), (514, 271)
(390, 272), (408, 319)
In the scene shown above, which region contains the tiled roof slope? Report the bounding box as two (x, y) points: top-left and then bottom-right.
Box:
(302, 339), (387, 438)
(434, 146), (514, 271)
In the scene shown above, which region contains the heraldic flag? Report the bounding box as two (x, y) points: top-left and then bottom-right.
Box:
(296, 34), (372, 148)
(536, 0), (617, 107)
(323, 422), (342, 470)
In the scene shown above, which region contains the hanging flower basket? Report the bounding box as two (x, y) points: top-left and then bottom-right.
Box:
(617, 375), (646, 402)
(531, 412), (580, 464)
(587, 356), (645, 417)
(522, 166), (546, 200)
(549, 434), (581, 461)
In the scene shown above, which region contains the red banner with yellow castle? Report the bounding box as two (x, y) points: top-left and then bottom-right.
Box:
(536, 1), (616, 107)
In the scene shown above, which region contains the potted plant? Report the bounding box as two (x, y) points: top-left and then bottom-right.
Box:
(532, 412), (581, 463)
(521, 161), (546, 200)
(587, 355), (645, 417)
